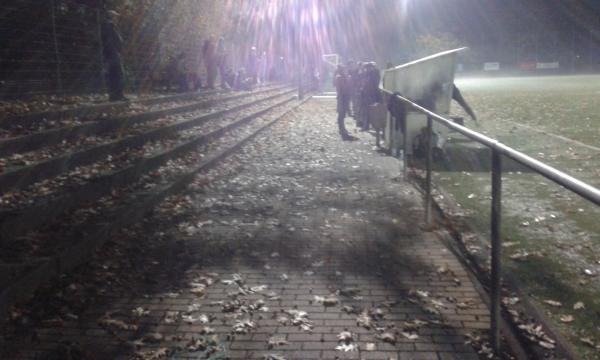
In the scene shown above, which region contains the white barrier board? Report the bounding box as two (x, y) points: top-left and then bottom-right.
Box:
(536, 62), (559, 69)
(483, 62), (500, 71)
(382, 48), (467, 155)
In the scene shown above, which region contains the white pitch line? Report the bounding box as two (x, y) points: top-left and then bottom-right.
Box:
(498, 119), (600, 152)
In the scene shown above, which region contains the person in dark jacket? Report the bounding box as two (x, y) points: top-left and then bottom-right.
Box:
(216, 37), (230, 89)
(452, 84), (477, 122)
(246, 46), (259, 84)
(101, 10), (127, 101)
(334, 65), (356, 141)
(359, 62), (382, 130)
(202, 36), (217, 88)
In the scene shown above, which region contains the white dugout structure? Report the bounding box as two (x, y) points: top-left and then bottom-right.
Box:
(382, 48), (467, 156)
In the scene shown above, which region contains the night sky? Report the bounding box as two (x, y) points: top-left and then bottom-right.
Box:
(307, 0), (600, 65)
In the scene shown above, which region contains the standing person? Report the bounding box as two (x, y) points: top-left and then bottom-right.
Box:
(246, 47), (258, 84)
(258, 51), (268, 84)
(202, 36), (217, 88)
(334, 65), (357, 141)
(346, 60), (358, 117)
(452, 84), (477, 122)
(216, 37), (228, 89)
(176, 52), (188, 92)
(361, 62), (382, 130)
(100, 10), (127, 101)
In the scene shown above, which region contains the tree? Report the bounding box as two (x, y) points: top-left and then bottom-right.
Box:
(414, 32), (462, 58)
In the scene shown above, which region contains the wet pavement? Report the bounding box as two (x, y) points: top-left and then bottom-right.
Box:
(2, 99), (490, 360)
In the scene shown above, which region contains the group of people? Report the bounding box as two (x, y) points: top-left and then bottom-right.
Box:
(100, 8), (289, 102)
(334, 61), (383, 140)
(163, 38), (277, 94)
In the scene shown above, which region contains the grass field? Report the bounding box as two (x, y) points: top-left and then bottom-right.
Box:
(437, 75), (600, 358)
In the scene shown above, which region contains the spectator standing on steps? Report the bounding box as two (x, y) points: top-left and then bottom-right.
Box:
(358, 62), (382, 131)
(100, 10), (127, 102)
(202, 36), (217, 89)
(334, 64), (357, 141)
(216, 37), (228, 89)
(246, 47), (259, 84)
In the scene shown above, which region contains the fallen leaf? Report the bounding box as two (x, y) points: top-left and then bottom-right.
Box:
(187, 338), (207, 351)
(99, 317), (137, 331)
(583, 269), (596, 277)
(356, 311), (374, 329)
(263, 355), (287, 360)
(163, 311), (179, 324)
(337, 330), (353, 343)
(509, 251), (531, 261)
(377, 332), (396, 344)
(181, 314), (209, 324)
(341, 305), (361, 315)
(335, 343), (357, 352)
(559, 315), (574, 323)
(142, 333), (164, 343)
(580, 337), (595, 348)
(200, 326), (215, 334)
(267, 335), (289, 349)
(538, 340), (555, 349)
(339, 287), (361, 297)
(401, 331), (419, 340)
(131, 307), (150, 317)
(250, 285), (268, 292)
(134, 347), (169, 359)
(543, 300), (562, 307)
(314, 295), (339, 307)
(232, 319), (256, 334)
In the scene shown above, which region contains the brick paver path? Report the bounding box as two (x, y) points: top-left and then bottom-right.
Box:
(3, 99), (489, 360)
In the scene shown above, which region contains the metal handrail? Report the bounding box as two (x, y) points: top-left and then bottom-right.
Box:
(381, 88), (600, 205)
(381, 87), (600, 353)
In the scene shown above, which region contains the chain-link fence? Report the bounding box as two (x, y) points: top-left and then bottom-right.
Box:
(0, 0), (229, 99)
(0, 0), (106, 98)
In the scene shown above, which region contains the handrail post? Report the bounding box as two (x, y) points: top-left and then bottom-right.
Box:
(425, 116), (433, 225)
(96, 9), (105, 93)
(50, 0), (63, 94)
(296, 0), (303, 100)
(403, 113), (408, 181)
(490, 148), (502, 353)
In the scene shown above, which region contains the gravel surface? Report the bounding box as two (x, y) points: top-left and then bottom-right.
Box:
(1, 99), (495, 360)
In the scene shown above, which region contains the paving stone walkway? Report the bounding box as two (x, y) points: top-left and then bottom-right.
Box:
(3, 99), (490, 360)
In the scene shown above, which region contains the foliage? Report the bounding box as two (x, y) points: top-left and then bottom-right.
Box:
(0, 0), (228, 95)
(414, 32), (463, 58)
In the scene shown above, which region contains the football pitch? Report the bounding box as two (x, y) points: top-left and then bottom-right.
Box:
(437, 74), (600, 358)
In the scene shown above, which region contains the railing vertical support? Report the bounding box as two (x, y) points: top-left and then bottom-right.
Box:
(402, 114), (408, 181)
(424, 116), (433, 225)
(490, 148), (502, 353)
(296, 0), (303, 100)
(50, 0), (63, 94)
(96, 9), (105, 92)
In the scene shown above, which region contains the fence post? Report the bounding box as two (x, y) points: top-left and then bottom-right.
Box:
(50, 0), (63, 94)
(296, 0), (303, 100)
(490, 148), (502, 352)
(96, 9), (105, 92)
(403, 112), (408, 181)
(424, 115), (433, 225)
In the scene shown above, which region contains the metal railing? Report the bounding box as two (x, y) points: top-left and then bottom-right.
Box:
(381, 88), (600, 353)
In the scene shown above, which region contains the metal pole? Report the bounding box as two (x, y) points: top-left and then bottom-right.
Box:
(490, 148), (502, 353)
(96, 9), (105, 92)
(424, 116), (433, 225)
(296, 0), (303, 99)
(50, 0), (63, 94)
(402, 113), (408, 180)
